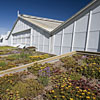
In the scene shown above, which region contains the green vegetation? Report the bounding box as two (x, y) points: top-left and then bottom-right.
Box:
(11, 79), (43, 98)
(0, 52), (100, 100)
(0, 48), (51, 71)
(0, 46), (15, 50)
(0, 72), (43, 99)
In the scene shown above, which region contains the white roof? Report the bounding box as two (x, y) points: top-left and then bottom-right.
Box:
(19, 14), (63, 32)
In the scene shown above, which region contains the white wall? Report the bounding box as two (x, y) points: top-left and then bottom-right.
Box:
(12, 18), (30, 34)
(9, 18), (50, 53)
(6, 1), (100, 55)
(86, 4), (100, 52)
(52, 0), (100, 55)
(13, 29), (31, 47)
(32, 26), (50, 53)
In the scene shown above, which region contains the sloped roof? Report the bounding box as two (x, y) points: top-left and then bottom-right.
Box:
(19, 14), (63, 32)
(7, 0), (97, 40)
(5, 31), (10, 39)
(51, 0), (97, 34)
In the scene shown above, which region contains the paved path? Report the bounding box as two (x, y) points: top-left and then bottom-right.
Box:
(0, 51), (76, 77)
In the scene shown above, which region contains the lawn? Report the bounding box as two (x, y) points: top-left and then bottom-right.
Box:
(0, 53), (100, 100)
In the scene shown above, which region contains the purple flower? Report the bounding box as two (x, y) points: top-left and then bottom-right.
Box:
(82, 55), (87, 59)
(39, 70), (42, 76)
(38, 67), (50, 77)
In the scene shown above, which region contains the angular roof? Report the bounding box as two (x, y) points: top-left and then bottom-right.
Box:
(51, 0), (97, 34)
(19, 14), (63, 32)
(7, 0), (98, 40)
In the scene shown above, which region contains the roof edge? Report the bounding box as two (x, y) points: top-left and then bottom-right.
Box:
(6, 18), (19, 40)
(51, 0), (97, 34)
(19, 14), (63, 23)
(19, 16), (51, 33)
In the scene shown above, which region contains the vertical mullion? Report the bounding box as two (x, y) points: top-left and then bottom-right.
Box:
(71, 21), (76, 51)
(85, 11), (92, 51)
(60, 29), (64, 55)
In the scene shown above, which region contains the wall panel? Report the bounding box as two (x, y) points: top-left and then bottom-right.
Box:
(64, 24), (73, 33)
(63, 33), (72, 47)
(93, 5), (100, 13)
(90, 12), (100, 31)
(12, 19), (30, 33)
(12, 30), (30, 47)
(53, 31), (63, 55)
(75, 15), (88, 32)
(87, 31), (99, 50)
(73, 32), (86, 48)
(62, 47), (70, 54)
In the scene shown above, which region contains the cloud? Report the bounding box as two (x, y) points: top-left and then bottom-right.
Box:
(0, 27), (9, 35)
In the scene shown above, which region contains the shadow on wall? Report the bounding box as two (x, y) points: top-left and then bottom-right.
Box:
(21, 18), (50, 39)
(97, 31), (100, 52)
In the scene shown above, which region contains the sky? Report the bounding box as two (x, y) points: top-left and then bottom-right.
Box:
(0, 0), (92, 34)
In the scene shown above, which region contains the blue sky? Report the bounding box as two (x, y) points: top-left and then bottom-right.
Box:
(0, 0), (92, 34)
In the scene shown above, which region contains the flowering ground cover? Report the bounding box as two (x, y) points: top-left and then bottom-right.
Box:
(60, 54), (100, 79)
(0, 53), (100, 100)
(0, 71), (44, 99)
(0, 52), (51, 71)
(44, 54), (100, 100)
(0, 46), (37, 55)
(0, 47), (53, 71)
(0, 46), (18, 55)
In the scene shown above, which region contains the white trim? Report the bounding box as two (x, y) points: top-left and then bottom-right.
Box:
(30, 28), (33, 46)
(49, 35), (53, 53)
(52, 34), (55, 54)
(43, 36), (45, 52)
(25, 33), (27, 45)
(72, 21), (76, 51)
(11, 34), (13, 46)
(20, 34), (21, 45)
(32, 29), (35, 46)
(33, 29), (36, 47)
(60, 29), (64, 55)
(38, 33), (40, 51)
(12, 28), (31, 35)
(85, 10), (92, 51)
(49, 36), (51, 53)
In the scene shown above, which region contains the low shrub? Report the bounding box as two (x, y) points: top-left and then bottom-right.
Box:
(60, 54), (100, 79)
(29, 54), (50, 61)
(0, 71), (44, 99)
(46, 78), (100, 100)
(11, 79), (43, 98)
(38, 76), (49, 86)
(28, 63), (53, 76)
(0, 61), (7, 67)
(60, 56), (78, 70)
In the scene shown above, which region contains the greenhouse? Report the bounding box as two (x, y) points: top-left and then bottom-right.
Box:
(0, 0), (100, 100)
(2, 0), (98, 55)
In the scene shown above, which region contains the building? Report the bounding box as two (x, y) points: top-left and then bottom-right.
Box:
(5, 0), (100, 55)
(6, 14), (63, 53)
(0, 31), (10, 46)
